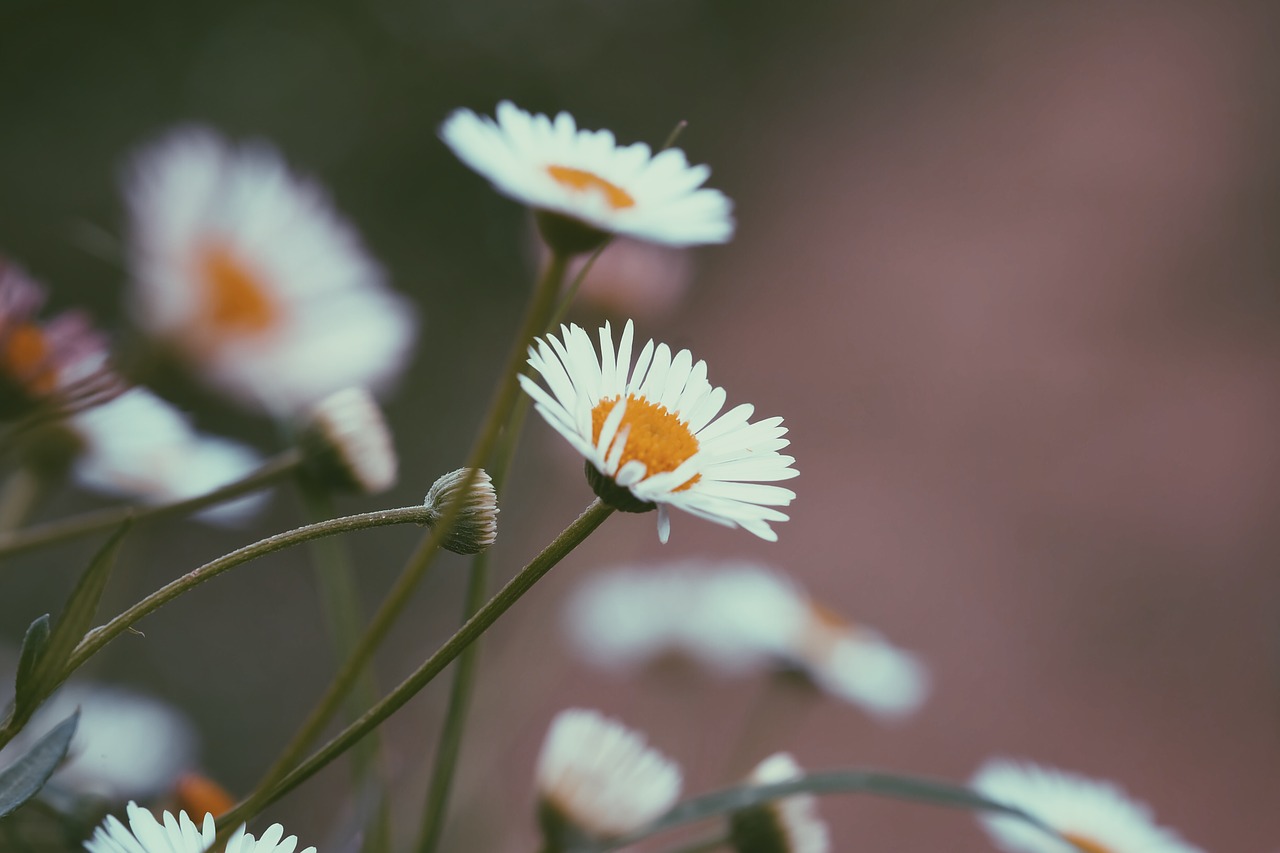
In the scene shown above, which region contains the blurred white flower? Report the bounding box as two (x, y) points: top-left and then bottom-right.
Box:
(730, 752), (831, 853)
(971, 759), (1205, 853)
(124, 126), (417, 414)
(84, 801), (315, 853)
(70, 387), (270, 525)
(521, 320), (797, 543)
(0, 682), (196, 803)
(0, 258), (122, 422)
(442, 101), (734, 248)
(565, 560), (929, 719)
(536, 708), (681, 843)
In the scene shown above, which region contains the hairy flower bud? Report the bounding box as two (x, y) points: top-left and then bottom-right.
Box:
(423, 467), (499, 555)
(299, 387), (397, 494)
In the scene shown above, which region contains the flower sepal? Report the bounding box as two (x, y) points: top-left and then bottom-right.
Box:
(584, 460), (656, 514)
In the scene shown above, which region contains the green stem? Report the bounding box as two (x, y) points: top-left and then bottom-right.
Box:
(0, 449), (304, 560)
(0, 468), (41, 533)
(547, 242), (610, 331)
(295, 481), (392, 853)
(218, 499), (615, 831)
(413, 394), (534, 853)
(225, 251), (572, 830)
(63, 504), (435, 677)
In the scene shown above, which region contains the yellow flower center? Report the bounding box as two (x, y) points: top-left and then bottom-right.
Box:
(590, 394), (700, 490)
(546, 165), (636, 210)
(194, 240), (279, 339)
(1061, 834), (1113, 853)
(2, 323), (56, 395)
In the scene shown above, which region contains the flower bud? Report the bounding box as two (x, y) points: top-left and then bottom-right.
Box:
(423, 468), (499, 555)
(299, 387), (397, 494)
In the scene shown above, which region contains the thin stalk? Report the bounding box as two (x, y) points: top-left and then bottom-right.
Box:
(229, 251), (572, 827)
(0, 468), (41, 533)
(547, 242), (609, 331)
(296, 481), (392, 853)
(412, 396), (533, 853)
(218, 499), (615, 831)
(63, 504), (435, 676)
(0, 448), (304, 560)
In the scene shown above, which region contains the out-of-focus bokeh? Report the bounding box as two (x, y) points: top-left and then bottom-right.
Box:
(3, 0), (1280, 849)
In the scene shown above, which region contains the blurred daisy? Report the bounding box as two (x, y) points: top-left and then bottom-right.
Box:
(70, 387), (270, 525)
(441, 101), (734, 250)
(536, 708), (681, 846)
(84, 801), (315, 853)
(729, 753), (831, 853)
(0, 258), (121, 423)
(971, 760), (1205, 853)
(520, 320), (797, 543)
(565, 560), (928, 719)
(0, 681), (196, 803)
(124, 126), (417, 414)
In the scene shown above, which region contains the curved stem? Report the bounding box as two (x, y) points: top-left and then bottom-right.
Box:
(227, 251), (572, 829)
(218, 499), (615, 831)
(64, 504), (435, 676)
(0, 449), (304, 560)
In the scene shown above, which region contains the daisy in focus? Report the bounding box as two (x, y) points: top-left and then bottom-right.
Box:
(729, 753), (831, 853)
(565, 560), (928, 719)
(69, 387), (270, 525)
(123, 127), (417, 414)
(83, 801), (315, 853)
(0, 258), (120, 423)
(441, 101), (734, 251)
(536, 708), (681, 847)
(519, 321), (797, 543)
(971, 759), (1205, 853)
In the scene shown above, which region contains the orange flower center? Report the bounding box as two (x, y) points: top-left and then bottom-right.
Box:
(1061, 834), (1113, 853)
(2, 323), (57, 394)
(174, 772), (236, 819)
(195, 240), (279, 338)
(546, 165), (636, 210)
(590, 394), (700, 490)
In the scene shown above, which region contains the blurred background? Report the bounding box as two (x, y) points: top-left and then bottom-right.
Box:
(3, 0), (1280, 849)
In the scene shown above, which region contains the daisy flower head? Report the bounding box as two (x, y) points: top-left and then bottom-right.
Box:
(0, 258), (121, 423)
(124, 126), (418, 415)
(84, 801), (315, 853)
(729, 753), (831, 853)
(519, 321), (797, 543)
(440, 101), (734, 252)
(536, 708), (681, 845)
(70, 387), (270, 525)
(971, 760), (1205, 853)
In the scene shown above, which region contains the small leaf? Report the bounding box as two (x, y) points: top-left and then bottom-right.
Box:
(0, 710), (78, 819)
(591, 769), (1062, 852)
(12, 615), (50, 709)
(27, 524), (130, 708)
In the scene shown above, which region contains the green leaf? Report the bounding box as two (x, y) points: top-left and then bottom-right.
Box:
(589, 769), (1062, 852)
(0, 710), (78, 819)
(12, 615), (50, 711)
(26, 524), (130, 708)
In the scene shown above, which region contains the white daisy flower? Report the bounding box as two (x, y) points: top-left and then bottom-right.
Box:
(564, 560), (928, 718)
(70, 387), (270, 525)
(124, 126), (417, 414)
(441, 101), (734, 250)
(519, 321), (797, 543)
(536, 708), (681, 844)
(0, 682), (196, 803)
(729, 753), (831, 853)
(971, 760), (1206, 853)
(83, 801), (315, 853)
